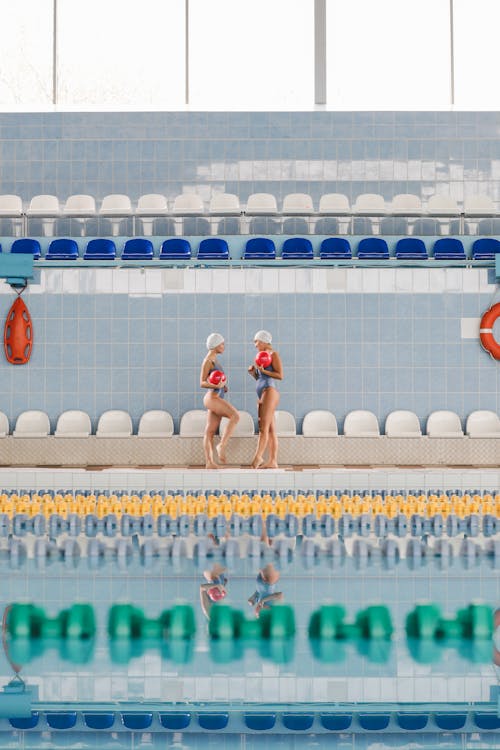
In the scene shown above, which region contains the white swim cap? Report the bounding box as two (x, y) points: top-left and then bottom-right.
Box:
(254, 330), (272, 344)
(206, 332), (224, 350)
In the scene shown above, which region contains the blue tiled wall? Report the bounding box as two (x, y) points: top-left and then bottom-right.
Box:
(1, 268), (498, 432)
(0, 112), (498, 431)
(0, 111), (499, 206)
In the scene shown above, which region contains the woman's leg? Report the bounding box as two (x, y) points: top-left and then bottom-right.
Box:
(251, 400), (267, 468)
(262, 413), (279, 468)
(203, 409), (221, 469)
(216, 402), (240, 463)
(204, 394), (240, 464)
(251, 388), (280, 468)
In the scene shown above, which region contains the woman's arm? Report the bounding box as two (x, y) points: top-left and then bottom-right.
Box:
(200, 357), (218, 389)
(254, 351), (283, 380)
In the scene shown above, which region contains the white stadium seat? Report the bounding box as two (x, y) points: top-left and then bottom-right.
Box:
(0, 412), (9, 437)
(274, 411), (296, 436)
(426, 194), (460, 235)
(343, 410), (380, 437)
(466, 410), (500, 438)
(55, 410), (91, 437)
(282, 193), (314, 215)
(99, 194), (133, 236)
(96, 410), (133, 437)
(14, 410), (50, 437)
(426, 410), (463, 438)
(27, 195), (60, 237)
(0, 195), (23, 237)
(179, 410), (207, 437)
(220, 411), (254, 437)
(245, 193), (278, 215)
(172, 194), (204, 215)
(138, 410), (174, 437)
(385, 410), (422, 438)
(302, 410), (338, 437)
(136, 194), (169, 236)
(63, 194), (96, 236)
(352, 193), (386, 234)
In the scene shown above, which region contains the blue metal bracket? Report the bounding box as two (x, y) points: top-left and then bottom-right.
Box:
(496, 253), (500, 281)
(0, 255), (34, 287)
(0, 679), (37, 717)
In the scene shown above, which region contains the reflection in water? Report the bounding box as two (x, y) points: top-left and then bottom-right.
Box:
(199, 563), (228, 619)
(248, 563), (284, 618)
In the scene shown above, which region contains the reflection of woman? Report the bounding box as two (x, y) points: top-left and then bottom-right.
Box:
(248, 330), (283, 469)
(199, 564), (228, 620)
(494, 609), (500, 667)
(247, 563), (283, 617)
(200, 333), (239, 469)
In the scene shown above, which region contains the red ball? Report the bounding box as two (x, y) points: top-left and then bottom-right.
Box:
(208, 370), (226, 385)
(255, 351), (272, 368)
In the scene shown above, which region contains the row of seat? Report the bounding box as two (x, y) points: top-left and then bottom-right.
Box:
(8, 709), (498, 733)
(6, 236), (499, 261)
(6, 409), (500, 438)
(0, 192), (496, 238)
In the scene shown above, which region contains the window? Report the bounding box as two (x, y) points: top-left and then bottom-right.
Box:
(326, 0), (450, 107)
(57, 0), (185, 106)
(189, 0), (314, 107)
(454, 0), (500, 106)
(0, 0), (52, 106)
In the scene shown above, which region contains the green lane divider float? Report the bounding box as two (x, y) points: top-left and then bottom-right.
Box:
(208, 604), (296, 664)
(308, 604), (393, 663)
(6, 603), (95, 664)
(107, 604), (196, 664)
(406, 603), (494, 663)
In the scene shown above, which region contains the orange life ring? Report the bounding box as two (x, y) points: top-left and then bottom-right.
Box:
(479, 302), (500, 360)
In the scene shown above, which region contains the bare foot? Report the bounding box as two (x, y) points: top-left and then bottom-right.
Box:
(205, 461), (218, 469)
(215, 443), (226, 464)
(261, 462), (278, 469)
(250, 456), (264, 469)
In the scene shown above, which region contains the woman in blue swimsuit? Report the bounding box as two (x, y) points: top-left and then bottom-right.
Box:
(248, 330), (283, 469)
(201, 333), (239, 469)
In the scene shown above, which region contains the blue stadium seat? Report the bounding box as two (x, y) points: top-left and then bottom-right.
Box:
(435, 713), (467, 730)
(397, 713), (429, 730)
(319, 237), (352, 259)
(84, 238), (116, 260)
(160, 238), (192, 260)
(433, 238), (466, 259)
(282, 237), (313, 259)
(9, 713), (39, 730)
(357, 237), (389, 259)
(244, 237), (276, 259)
(159, 713), (191, 730)
(122, 238), (154, 260)
(395, 238), (428, 259)
(11, 239), (39, 259)
(84, 713), (115, 729)
(320, 714), (352, 731)
(473, 712), (500, 730)
(282, 714), (315, 731)
(244, 714), (276, 731)
(471, 237), (500, 259)
(358, 714), (391, 730)
(198, 713), (229, 730)
(46, 712), (78, 729)
(46, 239), (79, 260)
(121, 713), (153, 730)
(197, 238), (229, 260)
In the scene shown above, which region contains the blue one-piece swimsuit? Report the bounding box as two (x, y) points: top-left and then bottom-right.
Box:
(256, 364), (276, 400)
(208, 365), (225, 399)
